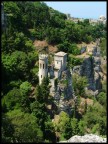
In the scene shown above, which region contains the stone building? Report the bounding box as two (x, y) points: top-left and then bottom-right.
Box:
(39, 54), (48, 84)
(98, 15), (106, 24)
(39, 51), (67, 84)
(54, 51), (67, 79)
(38, 52), (74, 115)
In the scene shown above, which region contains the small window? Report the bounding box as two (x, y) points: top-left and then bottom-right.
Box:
(43, 64), (44, 69)
(41, 75), (42, 78)
(40, 63), (41, 68)
(57, 61), (58, 64)
(46, 64), (47, 69)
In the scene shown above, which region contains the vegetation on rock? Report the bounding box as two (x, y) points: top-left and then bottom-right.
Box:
(1, 1), (106, 142)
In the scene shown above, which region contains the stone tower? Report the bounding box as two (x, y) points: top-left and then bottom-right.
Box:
(39, 54), (48, 85)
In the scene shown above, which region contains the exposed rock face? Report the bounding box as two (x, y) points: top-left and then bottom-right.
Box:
(92, 46), (97, 56)
(80, 57), (95, 91)
(80, 46), (87, 54)
(72, 65), (81, 75)
(60, 134), (106, 143)
(73, 45), (102, 93)
(54, 69), (73, 115)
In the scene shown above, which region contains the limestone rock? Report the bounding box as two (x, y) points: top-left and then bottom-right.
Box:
(80, 46), (87, 54)
(67, 134), (106, 143)
(72, 65), (81, 75)
(60, 134), (106, 143)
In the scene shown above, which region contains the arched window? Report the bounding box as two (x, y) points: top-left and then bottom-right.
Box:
(40, 63), (41, 68)
(41, 75), (42, 78)
(43, 64), (44, 69)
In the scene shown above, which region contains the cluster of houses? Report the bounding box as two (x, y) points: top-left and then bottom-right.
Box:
(66, 13), (106, 25)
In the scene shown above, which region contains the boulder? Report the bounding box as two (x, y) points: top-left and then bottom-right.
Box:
(60, 134), (106, 143)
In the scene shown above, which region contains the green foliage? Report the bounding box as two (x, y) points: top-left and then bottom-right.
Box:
(101, 80), (107, 93)
(46, 27), (62, 44)
(83, 19), (90, 25)
(96, 92), (106, 107)
(19, 81), (32, 112)
(57, 111), (72, 140)
(58, 42), (80, 55)
(72, 74), (88, 97)
(44, 116), (56, 142)
(2, 51), (29, 80)
(68, 55), (84, 68)
(91, 123), (100, 135)
(71, 118), (79, 136)
(82, 102), (106, 136)
(2, 113), (15, 143)
(78, 120), (87, 135)
(100, 38), (106, 56)
(3, 1), (106, 46)
(57, 41), (69, 52)
(20, 81), (32, 96)
(35, 77), (50, 103)
(60, 79), (68, 87)
(6, 109), (43, 142)
(7, 80), (22, 89)
(2, 88), (21, 112)
(30, 67), (39, 85)
(84, 35), (93, 44)
(68, 43), (81, 55)
(2, 1), (106, 142)
(2, 32), (34, 54)
(30, 101), (56, 142)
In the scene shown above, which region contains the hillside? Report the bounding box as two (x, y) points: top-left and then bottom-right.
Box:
(1, 1), (106, 143)
(33, 40), (58, 53)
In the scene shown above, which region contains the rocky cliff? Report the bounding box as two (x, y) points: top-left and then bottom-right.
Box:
(53, 68), (74, 115)
(73, 45), (102, 95)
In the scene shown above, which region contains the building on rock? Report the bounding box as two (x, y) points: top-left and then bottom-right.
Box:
(39, 51), (67, 84)
(39, 51), (73, 115)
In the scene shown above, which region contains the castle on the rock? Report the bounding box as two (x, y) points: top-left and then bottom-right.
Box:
(39, 51), (67, 85)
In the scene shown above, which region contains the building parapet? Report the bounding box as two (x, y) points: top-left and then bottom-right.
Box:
(39, 54), (48, 59)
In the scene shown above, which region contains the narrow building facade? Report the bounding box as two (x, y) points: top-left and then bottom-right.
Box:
(39, 54), (48, 84)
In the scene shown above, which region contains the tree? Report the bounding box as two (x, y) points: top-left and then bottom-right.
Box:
(29, 67), (39, 85)
(46, 27), (61, 44)
(68, 55), (84, 68)
(20, 81), (32, 112)
(96, 92), (106, 107)
(20, 81), (32, 96)
(2, 88), (21, 112)
(30, 101), (56, 142)
(83, 19), (90, 26)
(57, 41), (69, 52)
(78, 120), (87, 135)
(71, 118), (79, 136)
(2, 51), (29, 81)
(68, 43), (80, 55)
(82, 102), (106, 135)
(44, 116), (56, 142)
(35, 77), (50, 103)
(57, 111), (72, 140)
(72, 74), (88, 97)
(2, 113), (15, 143)
(6, 109), (43, 142)
(100, 38), (106, 56)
